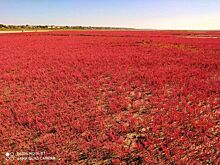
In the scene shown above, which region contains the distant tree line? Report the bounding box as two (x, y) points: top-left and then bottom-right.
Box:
(0, 24), (134, 30)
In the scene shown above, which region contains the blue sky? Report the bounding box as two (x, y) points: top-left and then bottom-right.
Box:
(0, 0), (220, 29)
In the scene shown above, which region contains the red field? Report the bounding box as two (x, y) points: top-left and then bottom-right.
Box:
(0, 31), (219, 164)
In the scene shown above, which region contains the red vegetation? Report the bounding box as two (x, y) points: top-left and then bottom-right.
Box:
(0, 31), (219, 164)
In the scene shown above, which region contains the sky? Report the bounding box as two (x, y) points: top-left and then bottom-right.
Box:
(0, 0), (220, 30)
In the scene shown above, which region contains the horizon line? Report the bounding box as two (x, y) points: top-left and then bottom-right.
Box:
(1, 23), (220, 31)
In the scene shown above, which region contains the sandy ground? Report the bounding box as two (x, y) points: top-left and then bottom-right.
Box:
(183, 36), (220, 38)
(0, 30), (51, 33)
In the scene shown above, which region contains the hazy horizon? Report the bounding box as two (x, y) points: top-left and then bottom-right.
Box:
(1, 0), (220, 30)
